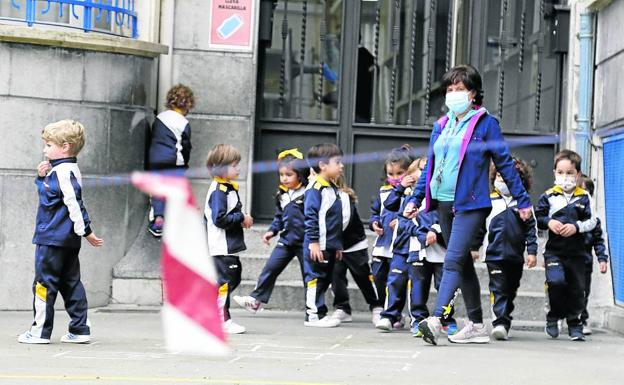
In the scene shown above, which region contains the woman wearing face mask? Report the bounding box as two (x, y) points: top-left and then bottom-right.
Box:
(402, 65), (533, 345)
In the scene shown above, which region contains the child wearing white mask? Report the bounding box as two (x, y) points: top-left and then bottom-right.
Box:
(535, 150), (597, 342)
(471, 157), (538, 341)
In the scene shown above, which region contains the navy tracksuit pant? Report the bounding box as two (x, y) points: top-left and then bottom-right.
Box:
(331, 249), (382, 314)
(304, 250), (338, 321)
(581, 261), (593, 324)
(409, 259), (456, 325)
(29, 245), (90, 339)
(380, 253), (410, 323)
(545, 254), (585, 327)
(149, 167), (186, 218)
(371, 257), (390, 306)
(251, 243), (304, 304)
(486, 261), (524, 330)
(433, 202), (490, 323)
(214, 255), (242, 321)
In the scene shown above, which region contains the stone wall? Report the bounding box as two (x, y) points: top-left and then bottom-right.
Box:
(167, 0), (259, 208)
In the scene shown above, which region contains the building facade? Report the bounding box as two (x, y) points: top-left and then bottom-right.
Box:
(0, 0), (622, 332)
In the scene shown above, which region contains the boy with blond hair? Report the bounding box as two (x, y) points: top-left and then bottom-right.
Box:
(19, 119), (104, 344)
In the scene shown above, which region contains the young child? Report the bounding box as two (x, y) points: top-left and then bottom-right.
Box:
(535, 150), (596, 341)
(375, 158), (421, 332)
(407, 157), (458, 337)
(478, 157), (538, 341)
(330, 175), (383, 324)
(205, 144), (253, 334)
(303, 143), (344, 327)
(233, 148), (308, 313)
(369, 145), (415, 323)
(578, 174), (609, 335)
(19, 119), (104, 344)
(147, 84), (195, 237)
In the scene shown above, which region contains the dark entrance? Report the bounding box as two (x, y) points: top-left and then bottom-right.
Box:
(253, 0), (565, 220)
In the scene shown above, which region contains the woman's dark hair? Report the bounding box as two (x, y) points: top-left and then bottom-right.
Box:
(277, 154), (310, 187)
(384, 144), (415, 172)
(441, 64), (484, 106)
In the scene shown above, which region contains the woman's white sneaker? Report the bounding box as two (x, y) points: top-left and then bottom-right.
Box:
(223, 320), (246, 334)
(17, 332), (50, 344)
(448, 321), (490, 344)
(60, 333), (91, 344)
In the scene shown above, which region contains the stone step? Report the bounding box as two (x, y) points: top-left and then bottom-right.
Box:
(110, 277), (546, 322)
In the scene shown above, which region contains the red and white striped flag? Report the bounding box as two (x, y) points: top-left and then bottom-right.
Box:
(132, 172), (228, 355)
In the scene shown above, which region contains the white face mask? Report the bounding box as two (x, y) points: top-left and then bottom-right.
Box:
(494, 180), (510, 196)
(445, 91), (472, 115)
(555, 175), (577, 192)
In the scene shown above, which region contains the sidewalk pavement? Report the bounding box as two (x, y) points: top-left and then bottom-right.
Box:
(0, 308), (622, 385)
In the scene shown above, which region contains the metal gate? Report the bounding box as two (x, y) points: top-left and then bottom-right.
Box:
(253, 0), (564, 220)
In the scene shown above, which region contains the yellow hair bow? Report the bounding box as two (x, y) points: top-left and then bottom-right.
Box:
(277, 148), (304, 160)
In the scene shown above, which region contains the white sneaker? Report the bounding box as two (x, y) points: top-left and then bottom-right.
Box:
(583, 324), (592, 335)
(448, 321), (490, 344)
(60, 333), (91, 344)
(17, 331), (50, 344)
(233, 295), (262, 314)
(491, 325), (509, 341)
(371, 307), (383, 325)
(418, 316), (442, 346)
(223, 319), (246, 334)
(304, 316), (340, 328)
(375, 317), (393, 332)
(330, 309), (353, 323)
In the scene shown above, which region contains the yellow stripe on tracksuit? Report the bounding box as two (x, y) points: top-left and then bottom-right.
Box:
(35, 282), (47, 301)
(306, 279), (319, 319)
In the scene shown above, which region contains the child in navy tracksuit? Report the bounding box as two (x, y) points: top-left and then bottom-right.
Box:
(205, 144), (254, 335)
(19, 119), (104, 345)
(233, 149), (308, 314)
(330, 176), (383, 325)
(535, 150), (596, 341)
(147, 84), (195, 237)
(474, 157), (538, 341)
(369, 145), (415, 323)
(303, 143), (344, 327)
(375, 159), (422, 332)
(578, 174), (609, 335)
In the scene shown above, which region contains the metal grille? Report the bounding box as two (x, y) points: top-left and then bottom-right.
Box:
(603, 134), (624, 306)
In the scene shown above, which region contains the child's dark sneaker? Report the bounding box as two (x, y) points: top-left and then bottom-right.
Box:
(569, 326), (586, 341)
(545, 321), (559, 339)
(148, 216), (164, 237)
